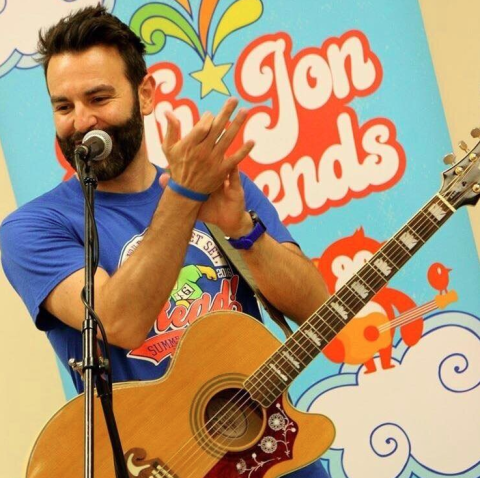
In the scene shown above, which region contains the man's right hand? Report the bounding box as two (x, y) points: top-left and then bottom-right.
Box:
(161, 97), (254, 195)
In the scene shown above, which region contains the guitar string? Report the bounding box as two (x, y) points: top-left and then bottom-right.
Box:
(175, 192), (463, 478)
(173, 221), (444, 478)
(161, 203), (447, 477)
(175, 181), (474, 476)
(164, 188), (464, 477)
(161, 177), (471, 476)
(177, 209), (444, 478)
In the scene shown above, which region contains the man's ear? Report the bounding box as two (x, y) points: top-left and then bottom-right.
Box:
(138, 73), (155, 116)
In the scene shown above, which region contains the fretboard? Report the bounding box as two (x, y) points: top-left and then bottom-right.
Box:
(245, 193), (455, 407)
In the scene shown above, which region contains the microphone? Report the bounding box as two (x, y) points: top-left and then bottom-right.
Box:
(74, 130), (112, 161)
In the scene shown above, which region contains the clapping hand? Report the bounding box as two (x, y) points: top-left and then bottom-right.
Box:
(160, 98), (255, 237)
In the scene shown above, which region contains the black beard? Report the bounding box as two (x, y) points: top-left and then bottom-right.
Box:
(57, 99), (144, 181)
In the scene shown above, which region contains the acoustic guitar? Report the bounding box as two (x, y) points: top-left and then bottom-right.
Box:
(26, 136), (480, 478)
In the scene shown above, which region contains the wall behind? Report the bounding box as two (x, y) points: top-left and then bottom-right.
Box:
(419, 0), (480, 258)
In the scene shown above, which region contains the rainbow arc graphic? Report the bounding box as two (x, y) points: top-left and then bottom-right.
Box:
(130, 0), (263, 97)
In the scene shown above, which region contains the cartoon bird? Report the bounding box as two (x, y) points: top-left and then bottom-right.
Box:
(313, 228), (423, 374)
(427, 262), (452, 294)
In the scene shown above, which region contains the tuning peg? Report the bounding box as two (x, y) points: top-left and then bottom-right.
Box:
(458, 140), (469, 153)
(471, 128), (480, 139)
(443, 153), (456, 165)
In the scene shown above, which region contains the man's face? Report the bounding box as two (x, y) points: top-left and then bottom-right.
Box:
(47, 45), (144, 181)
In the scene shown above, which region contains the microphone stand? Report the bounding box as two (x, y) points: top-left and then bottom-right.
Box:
(71, 151), (129, 478)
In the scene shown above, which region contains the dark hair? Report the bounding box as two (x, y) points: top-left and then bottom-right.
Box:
(37, 5), (147, 89)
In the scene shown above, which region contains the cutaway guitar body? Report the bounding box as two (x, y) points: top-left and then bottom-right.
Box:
(27, 311), (335, 478)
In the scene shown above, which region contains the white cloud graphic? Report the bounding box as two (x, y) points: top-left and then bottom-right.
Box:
(0, 0), (115, 77)
(299, 311), (480, 478)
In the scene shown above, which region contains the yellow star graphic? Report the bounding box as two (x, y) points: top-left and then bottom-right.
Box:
(190, 56), (233, 98)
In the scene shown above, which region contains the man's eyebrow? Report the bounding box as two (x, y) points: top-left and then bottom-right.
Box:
(50, 85), (116, 104)
(84, 85), (116, 96)
(50, 95), (68, 105)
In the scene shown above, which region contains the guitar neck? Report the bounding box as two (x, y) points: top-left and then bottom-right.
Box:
(245, 193), (456, 408)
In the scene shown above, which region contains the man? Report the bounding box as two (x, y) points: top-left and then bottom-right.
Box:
(0, 6), (330, 477)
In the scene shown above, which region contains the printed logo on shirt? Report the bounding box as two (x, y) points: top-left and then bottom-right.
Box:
(119, 228), (243, 366)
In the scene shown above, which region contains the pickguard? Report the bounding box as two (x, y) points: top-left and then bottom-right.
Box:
(205, 396), (298, 478)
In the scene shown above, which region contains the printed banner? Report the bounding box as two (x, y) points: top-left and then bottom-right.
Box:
(0, 1), (479, 477)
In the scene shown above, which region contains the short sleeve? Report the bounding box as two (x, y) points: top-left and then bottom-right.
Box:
(240, 172), (297, 246)
(0, 209), (86, 330)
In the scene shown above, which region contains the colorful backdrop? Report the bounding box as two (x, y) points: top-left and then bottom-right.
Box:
(1, 1), (479, 477)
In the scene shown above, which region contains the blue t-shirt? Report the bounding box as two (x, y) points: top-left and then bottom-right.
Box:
(0, 167), (329, 478)
(0, 167), (296, 391)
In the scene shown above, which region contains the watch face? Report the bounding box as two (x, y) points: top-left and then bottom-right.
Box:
(228, 212), (266, 250)
(248, 210), (266, 230)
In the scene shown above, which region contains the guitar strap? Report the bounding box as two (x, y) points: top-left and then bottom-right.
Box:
(205, 223), (294, 338)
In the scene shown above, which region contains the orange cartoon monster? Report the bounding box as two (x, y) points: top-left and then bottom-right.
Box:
(313, 228), (424, 373)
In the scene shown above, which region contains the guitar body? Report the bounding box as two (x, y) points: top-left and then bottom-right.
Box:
(332, 313), (392, 365)
(27, 311), (335, 478)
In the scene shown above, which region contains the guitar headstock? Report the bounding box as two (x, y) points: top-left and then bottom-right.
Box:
(440, 129), (480, 209)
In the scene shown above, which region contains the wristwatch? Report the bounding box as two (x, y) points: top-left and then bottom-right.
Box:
(227, 210), (266, 250)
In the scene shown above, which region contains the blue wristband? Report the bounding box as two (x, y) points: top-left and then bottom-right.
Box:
(167, 179), (210, 202)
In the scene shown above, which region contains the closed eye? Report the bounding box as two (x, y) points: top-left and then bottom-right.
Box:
(92, 97), (110, 104)
(54, 104), (72, 113)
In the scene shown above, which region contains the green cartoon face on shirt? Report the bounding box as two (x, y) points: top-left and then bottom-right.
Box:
(171, 265), (218, 307)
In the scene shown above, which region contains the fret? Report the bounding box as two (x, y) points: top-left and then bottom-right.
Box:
(353, 272), (380, 296)
(289, 333), (316, 360)
(336, 285), (363, 311)
(363, 262), (388, 288)
(409, 212), (434, 242)
(349, 276), (375, 295)
(248, 361), (286, 395)
(309, 309), (343, 342)
(257, 369), (285, 395)
(326, 300), (349, 324)
(393, 237), (412, 256)
(334, 294), (357, 316)
(281, 349), (303, 370)
(344, 283), (370, 313)
(246, 194), (457, 408)
(406, 224), (425, 243)
(269, 355), (296, 381)
(382, 241), (410, 270)
(372, 254), (396, 277)
(299, 326), (325, 348)
(248, 386), (277, 408)
(268, 362), (291, 382)
(427, 200), (449, 223)
(272, 344), (305, 380)
(419, 208), (440, 228)
(378, 250), (399, 270)
(312, 313), (339, 337)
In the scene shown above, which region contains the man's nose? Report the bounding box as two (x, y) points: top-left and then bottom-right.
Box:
(73, 105), (98, 133)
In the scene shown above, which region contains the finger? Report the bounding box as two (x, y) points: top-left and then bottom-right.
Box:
(208, 97), (239, 142)
(229, 166), (241, 188)
(162, 111), (180, 151)
(184, 111), (214, 144)
(214, 108), (248, 154)
(224, 140), (255, 171)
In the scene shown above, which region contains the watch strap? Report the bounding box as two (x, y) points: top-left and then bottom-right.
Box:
(205, 223), (293, 338)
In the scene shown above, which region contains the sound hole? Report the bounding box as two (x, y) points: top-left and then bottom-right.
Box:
(204, 388), (264, 451)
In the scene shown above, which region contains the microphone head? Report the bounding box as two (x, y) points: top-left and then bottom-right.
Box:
(82, 130), (113, 161)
